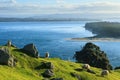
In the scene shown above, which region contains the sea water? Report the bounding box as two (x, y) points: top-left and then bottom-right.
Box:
(0, 21), (120, 67)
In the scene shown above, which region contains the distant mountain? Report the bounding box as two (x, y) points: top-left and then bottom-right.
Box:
(0, 14), (101, 22)
(0, 17), (100, 22)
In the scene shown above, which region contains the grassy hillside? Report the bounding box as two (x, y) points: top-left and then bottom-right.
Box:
(0, 46), (120, 80)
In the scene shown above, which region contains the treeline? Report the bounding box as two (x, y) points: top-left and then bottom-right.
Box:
(85, 22), (120, 38)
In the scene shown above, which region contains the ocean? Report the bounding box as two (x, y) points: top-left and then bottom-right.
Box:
(0, 21), (120, 67)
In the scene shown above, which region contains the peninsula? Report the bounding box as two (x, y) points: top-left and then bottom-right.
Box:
(70, 22), (120, 42)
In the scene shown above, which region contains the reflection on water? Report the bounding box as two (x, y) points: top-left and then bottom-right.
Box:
(0, 21), (120, 67)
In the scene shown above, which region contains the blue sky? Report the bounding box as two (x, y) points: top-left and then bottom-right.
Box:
(0, 0), (120, 18)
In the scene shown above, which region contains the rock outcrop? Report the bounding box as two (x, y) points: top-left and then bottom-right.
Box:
(0, 47), (16, 67)
(35, 62), (54, 69)
(42, 69), (54, 77)
(74, 42), (112, 70)
(41, 62), (54, 69)
(22, 43), (39, 58)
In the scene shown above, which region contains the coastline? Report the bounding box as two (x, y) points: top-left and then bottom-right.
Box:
(66, 22), (120, 42)
(66, 37), (120, 42)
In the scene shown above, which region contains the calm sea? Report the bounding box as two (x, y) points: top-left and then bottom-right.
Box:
(0, 21), (120, 67)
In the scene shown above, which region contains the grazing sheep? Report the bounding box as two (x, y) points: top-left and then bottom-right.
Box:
(101, 70), (109, 76)
(45, 52), (49, 58)
(7, 40), (11, 48)
(82, 64), (90, 70)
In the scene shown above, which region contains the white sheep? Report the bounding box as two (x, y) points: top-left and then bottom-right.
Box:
(45, 52), (49, 58)
(101, 70), (109, 76)
(7, 40), (11, 48)
(82, 64), (90, 70)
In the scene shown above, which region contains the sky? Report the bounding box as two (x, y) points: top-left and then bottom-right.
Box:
(0, 0), (120, 18)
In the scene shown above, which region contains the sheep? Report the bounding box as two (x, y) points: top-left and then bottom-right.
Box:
(82, 64), (90, 70)
(7, 40), (11, 48)
(101, 70), (109, 76)
(45, 52), (49, 58)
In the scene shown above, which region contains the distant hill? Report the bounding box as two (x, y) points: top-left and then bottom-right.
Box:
(0, 17), (100, 22)
(85, 22), (120, 38)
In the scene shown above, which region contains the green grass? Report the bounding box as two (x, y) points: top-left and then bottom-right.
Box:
(0, 46), (120, 80)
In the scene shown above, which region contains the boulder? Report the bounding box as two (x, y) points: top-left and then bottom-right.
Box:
(35, 62), (54, 69)
(74, 42), (112, 70)
(43, 62), (54, 69)
(22, 43), (39, 58)
(0, 47), (16, 67)
(42, 69), (54, 78)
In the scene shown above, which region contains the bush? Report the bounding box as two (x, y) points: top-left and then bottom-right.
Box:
(74, 42), (112, 70)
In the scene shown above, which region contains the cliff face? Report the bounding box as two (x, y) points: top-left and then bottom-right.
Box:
(75, 42), (112, 70)
(85, 22), (120, 38)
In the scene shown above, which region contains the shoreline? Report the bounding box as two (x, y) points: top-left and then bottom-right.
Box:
(66, 37), (120, 42)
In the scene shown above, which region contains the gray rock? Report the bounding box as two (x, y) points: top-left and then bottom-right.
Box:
(36, 62), (54, 69)
(44, 62), (54, 69)
(51, 78), (64, 80)
(0, 47), (16, 67)
(42, 69), (54, 78)
(22, 43), (39, 58)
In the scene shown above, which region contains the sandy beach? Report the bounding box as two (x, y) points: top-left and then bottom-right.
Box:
(66, 38), (120, 42)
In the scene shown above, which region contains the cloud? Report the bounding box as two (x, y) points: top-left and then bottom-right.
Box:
(0, 0), (16, 4)
(75, 2), (120, 11)
(0, 1), (120, 18)
(56, 0), (65, 4)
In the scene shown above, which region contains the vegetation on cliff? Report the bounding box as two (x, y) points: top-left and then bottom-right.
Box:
(0, 42), (120, 80)
(85, 22), (120, 38)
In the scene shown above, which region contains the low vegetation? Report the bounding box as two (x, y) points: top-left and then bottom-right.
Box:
(0, 45), (120, 80)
